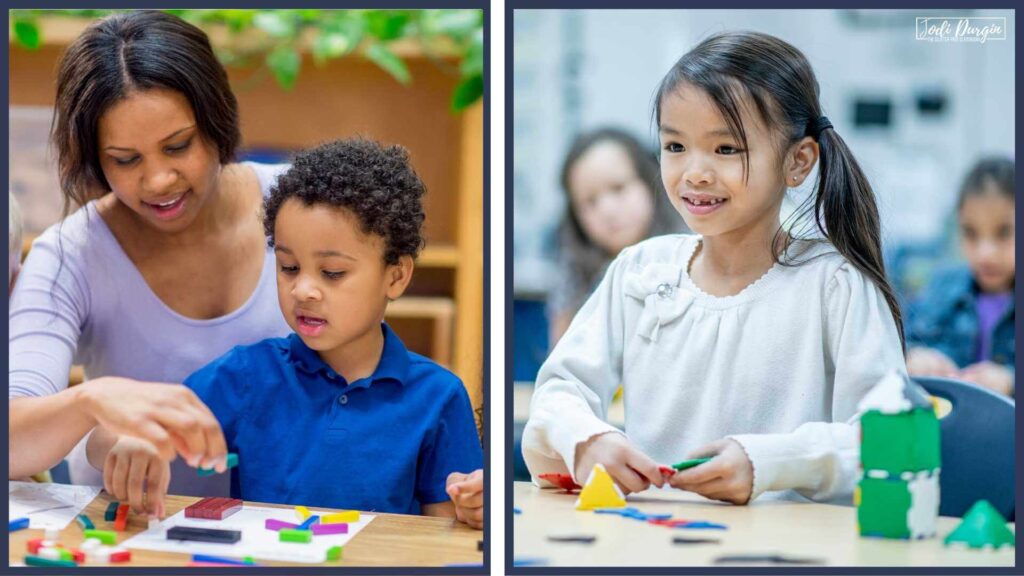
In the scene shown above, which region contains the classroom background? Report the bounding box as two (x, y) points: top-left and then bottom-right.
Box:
(9, 8), (486, 481)
(511, 8), (1015, 479)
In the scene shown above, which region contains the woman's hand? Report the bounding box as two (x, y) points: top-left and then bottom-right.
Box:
(574, 432), (664, 495)
(667, 439), (753, 504)
(103, 436), (170, 517)
(446, 469), (484, 529)
(80, 377), (227, 470)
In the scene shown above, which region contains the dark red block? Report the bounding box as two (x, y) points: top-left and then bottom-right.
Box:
(538, 473), (582, 493)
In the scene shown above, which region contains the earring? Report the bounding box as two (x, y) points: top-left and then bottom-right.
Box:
(792, 176), (798, 182)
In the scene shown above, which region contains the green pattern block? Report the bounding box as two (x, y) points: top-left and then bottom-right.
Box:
(944, 500), (1015, 549)
(858, 477), (911, 539)
(82, 529), (117, 545)
(279, 528), (313, 543)
(326, 545), (343, 561)
(861, 408), (940, 473)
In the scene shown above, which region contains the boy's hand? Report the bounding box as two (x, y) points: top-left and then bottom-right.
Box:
(102, 436), (170, 517)
(446, 469), (483, 529)
(906, 347), (958, 378)
(668, 439), (753, 504)
(959, 361), (1013, 396)
(574, 432), (664, 495)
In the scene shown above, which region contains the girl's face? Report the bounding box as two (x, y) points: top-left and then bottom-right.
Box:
(658, 83), (787, 241)
(568, 141), (655, 255)
(960, 187), (1015, 293)
(97, 88), (222, 233)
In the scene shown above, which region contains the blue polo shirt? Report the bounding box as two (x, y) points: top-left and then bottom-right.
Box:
(184, 323), (483, 514)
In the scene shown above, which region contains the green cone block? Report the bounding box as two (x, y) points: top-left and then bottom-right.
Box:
(944, 500), (1015, 549)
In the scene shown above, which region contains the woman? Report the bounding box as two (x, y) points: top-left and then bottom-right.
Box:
(9, 11), (290, 509)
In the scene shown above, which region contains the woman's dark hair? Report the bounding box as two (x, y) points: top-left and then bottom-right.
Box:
(958, 156), (1014, 208)
(557, 128), (685, 312)
(51, 10), (240, 213)
(263, 138), (426, 265)
(653, 31), (905, 348)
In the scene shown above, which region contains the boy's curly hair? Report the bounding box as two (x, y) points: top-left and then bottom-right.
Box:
(263, 138), (426, 264)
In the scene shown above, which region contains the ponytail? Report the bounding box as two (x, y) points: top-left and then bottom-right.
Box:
(813, 126), (905, 349)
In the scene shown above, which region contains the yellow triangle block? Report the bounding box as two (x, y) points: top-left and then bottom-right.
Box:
(575, 464), (626, 511)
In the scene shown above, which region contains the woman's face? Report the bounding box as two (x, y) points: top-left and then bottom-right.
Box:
(568, 141), (655, 255)
(658, 82), (787, 240)
(97, 88), (222, 233)
(960, 186), (1015, 293)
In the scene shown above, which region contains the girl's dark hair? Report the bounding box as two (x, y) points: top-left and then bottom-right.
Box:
(557, 128), (685, 311)
(958, 157), (1014, 208)
(51, 10), (240, 212)
(653, 31), (905, 348)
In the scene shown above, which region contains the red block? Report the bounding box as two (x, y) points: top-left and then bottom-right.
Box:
(71, 549), (85, 563)
(185, 497), (221, 519)
(538, 473), (582, 492)
(186, 497), (244, 520)
(26, 538), (42, 555)
(658, 466), (676, 478)
(212, 499), (243, 520)
(114, 504), (129, 531)
(109, 549), (131, 563)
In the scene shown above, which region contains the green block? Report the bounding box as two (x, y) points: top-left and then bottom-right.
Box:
(861, 408), (940, 473)
(326, 545), (343, 561)
(82, 529), (117, 545)
(198, 452), (239, 477)
(857, 477), (911, 539)
(24, 555), (78, 567)
(76, 514), (94, 530)
(944, 500), (1015, 549)
(279, 528), (312, 543)
(57, 548), (74, 561)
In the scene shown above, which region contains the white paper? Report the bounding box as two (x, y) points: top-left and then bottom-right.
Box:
(8, 481), (101, 529)
(122, 505), (374, 564)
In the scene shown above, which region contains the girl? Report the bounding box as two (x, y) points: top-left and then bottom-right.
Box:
(906, 157), (1014, 396)
(549, 128), (685, 344)
(523, 31), (906, 505)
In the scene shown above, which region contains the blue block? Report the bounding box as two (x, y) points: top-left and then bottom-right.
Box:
(297, 515), (319, 530)
(9, 517), (29, 531)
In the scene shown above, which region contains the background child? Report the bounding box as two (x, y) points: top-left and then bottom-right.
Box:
(549, 128), (686, 344)
(523, 31), (906, 505)
(906, 157), (1015, 396)
(90, 139), (483, 521)
(9, 191), (22, 294)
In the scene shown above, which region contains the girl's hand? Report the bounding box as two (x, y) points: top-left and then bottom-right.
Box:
(906, 347), (958, 378)
(80, 377), (228, 470)
(103, 436), (170, 517)
(959, 361), (1013, 396)
(668, 439), (753, 504)
(446, 469), (484, 529)
(574, 432), (664, 495)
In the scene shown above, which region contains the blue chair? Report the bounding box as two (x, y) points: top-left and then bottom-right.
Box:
(913, 376), (1015, 519)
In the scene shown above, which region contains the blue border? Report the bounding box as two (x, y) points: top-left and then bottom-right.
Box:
(505, 2), (1021, 575)
(4, 2), (489, 575)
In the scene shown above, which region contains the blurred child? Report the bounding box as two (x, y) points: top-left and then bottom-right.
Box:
(9, 191), (22, 293)
(90, 139), (483, 521)
(907, 157), (1014, 396)
(549, 128), (686, 344)
(524, 32), (906, 505)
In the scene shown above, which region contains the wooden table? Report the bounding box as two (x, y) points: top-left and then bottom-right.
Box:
(10, 493), (483, 567)
(513, 482), (1015, 567)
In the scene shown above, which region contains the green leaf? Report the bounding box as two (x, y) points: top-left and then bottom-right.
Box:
(451, 74), (483, 111)
(254, 12), (296, 38)
(364, 43), (411, 85)
(460, 29), (484, 76)
(431, 10), (481, 37)
(13, 20), (41, 50)
(311, 31), (352, 65)
(365, 11), (410, 41)
(266, 46), (301, 90)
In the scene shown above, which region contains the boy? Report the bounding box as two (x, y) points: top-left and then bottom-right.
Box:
(91, 139), (483, 521)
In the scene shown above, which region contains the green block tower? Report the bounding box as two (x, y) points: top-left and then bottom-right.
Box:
(855, 371), (941, 539)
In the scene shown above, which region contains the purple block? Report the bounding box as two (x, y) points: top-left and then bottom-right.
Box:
(265, 519), (300, 531)
(312, 523), (349, 536)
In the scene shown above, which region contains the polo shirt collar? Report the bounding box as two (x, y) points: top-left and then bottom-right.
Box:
(287, 323), (410, 387)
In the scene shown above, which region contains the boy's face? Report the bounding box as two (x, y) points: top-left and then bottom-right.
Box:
(273, 199), (411, 359)
(658, 82), (788, 241)
(960, 187), (1015, 293)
